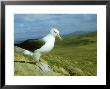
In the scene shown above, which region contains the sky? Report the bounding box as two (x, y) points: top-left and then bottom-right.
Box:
(14, 14), (97, 42)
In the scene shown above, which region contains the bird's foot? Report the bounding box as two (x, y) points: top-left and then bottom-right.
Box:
(33, 61), (37, 65)
(32, 60), (39, 65)
(34, 60), (42, 65)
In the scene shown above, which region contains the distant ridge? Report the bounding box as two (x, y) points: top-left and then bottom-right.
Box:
(15, 31), (97, 44)
(62, 30), (97, 37)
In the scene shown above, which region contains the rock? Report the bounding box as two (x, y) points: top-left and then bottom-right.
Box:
(37, 62), (50, 73)
(14, 46), (62, 76)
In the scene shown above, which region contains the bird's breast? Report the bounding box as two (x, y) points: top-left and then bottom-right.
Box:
(39, 41), (55, 53)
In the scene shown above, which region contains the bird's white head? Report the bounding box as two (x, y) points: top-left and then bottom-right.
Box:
(50, 28), (62, 40)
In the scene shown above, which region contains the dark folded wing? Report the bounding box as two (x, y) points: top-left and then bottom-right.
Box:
(15, 39), (45, 52)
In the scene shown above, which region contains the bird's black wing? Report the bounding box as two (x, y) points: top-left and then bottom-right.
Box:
(15, 39), (45, 52)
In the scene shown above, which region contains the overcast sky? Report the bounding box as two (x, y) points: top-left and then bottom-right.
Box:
(14, 14), (97, 42)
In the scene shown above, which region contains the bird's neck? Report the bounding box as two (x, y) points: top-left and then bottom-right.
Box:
(43, 34), (55, 43)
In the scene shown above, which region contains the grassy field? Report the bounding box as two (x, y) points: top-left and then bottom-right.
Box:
(14, 32), (97, 76)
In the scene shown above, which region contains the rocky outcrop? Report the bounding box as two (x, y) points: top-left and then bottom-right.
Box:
(14, 46), (62, 76)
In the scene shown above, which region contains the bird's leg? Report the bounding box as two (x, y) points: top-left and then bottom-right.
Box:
(33, 51), (41, 64)
(33, 51), (49, 73)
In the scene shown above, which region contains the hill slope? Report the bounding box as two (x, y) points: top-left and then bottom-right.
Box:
(14, 32), (97, 76)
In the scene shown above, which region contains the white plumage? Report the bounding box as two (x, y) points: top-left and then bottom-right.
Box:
(38, 34), (55, 53)
(22, 28), (62, 63)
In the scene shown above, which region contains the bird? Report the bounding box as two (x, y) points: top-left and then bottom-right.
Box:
(15, 28), (62, 63)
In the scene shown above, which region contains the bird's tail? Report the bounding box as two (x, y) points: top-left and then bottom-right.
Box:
(15, 46), (33, 56)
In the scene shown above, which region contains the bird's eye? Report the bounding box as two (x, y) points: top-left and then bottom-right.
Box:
(54, 31), (57, 33)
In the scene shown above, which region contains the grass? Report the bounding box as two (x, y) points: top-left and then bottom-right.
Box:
(14, 32), (97, 76)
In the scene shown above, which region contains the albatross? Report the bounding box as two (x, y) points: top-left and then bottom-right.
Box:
(15, 28), (62, 63)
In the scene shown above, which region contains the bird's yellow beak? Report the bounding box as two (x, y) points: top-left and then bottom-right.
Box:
(57, 34), (63, 40)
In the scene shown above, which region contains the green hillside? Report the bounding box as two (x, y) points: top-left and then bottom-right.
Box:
(14, 32), (97, 76)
